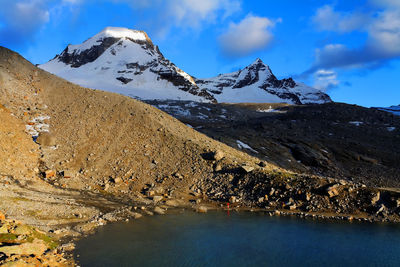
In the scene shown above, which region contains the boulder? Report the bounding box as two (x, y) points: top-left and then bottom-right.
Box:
(396, 199), (400, 208)
(326, 185), (339, 198)
(376, 204), (386, 215)
(0, 211), (5, 221)
(214, 163), (222, 172)
(154, 207), (165, 215)
(203, 150), (225, 161)
(153, 196), (163, 203)
(131, 212), (142, 219)
(240, 165), (254, 173)
(45, 170), (56, 179)
(371, 192), (380, 205)
(146, 190), (155, 197)
(197, 206), (208, 213)
(0, 223), (9, 234)
(36, 132), (56, 146)
(213, 150), (224, 161)
(0, 239), (48, 256)
(153, 186), (164, 194)
(14, 224), (32, 235)
(258, 161), (267, 167)
(165, 199), (183, 207)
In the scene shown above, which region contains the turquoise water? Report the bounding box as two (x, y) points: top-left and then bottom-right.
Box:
(75, 211), (400, 266)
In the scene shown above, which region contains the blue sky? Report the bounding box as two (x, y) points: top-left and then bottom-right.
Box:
(0, 0), (399, 107)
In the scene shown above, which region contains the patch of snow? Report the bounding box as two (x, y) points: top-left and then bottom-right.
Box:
(196, 113), (208, 120)
(184, 102), (199, 108)
(25, 115), (50, 136)
(68, 27), (148, 54)
(387, 127), (396, 132)
(236, 140), (258, 153)
(349, 121), (363, 126)
(257, 106), (278, 113)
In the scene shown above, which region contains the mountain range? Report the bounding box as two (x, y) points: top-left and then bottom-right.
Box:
(40, 27), (331, 104)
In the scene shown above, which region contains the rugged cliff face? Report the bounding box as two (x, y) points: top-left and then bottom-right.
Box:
(40, 27), (331, 104)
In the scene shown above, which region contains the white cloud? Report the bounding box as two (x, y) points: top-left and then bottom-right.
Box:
(0, 0), (50, 45)
(313, 69), (339, 91)
(218, 14), (280, 57)
(308, 3), (400, 72)
(369, 0), (400, 9)
(312, 5), (369, 33)
(367, 9), (400, 56)
(165, 0), (240, 29)
(110, 0), (241, 37)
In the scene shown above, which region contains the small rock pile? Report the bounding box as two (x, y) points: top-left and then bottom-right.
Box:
(0, 211), (71, 266)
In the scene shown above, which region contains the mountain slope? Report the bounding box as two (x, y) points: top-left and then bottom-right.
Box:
(40, 27), (330, 104)
(195, 59), (332, 104)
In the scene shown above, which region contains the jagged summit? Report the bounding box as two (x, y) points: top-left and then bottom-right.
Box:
(40, 27), (331, 104)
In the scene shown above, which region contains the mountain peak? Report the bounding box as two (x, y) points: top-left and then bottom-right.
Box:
(96, 27), (150, 42)
(247, 58), (270, 70)
(244, 57), (272, 76)
(252, 58), (264, 64)
(66, 27), (152, 55)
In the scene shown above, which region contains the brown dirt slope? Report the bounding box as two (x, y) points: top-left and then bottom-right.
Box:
(0, 104), (39, 180)
(0, 46), (270, 201)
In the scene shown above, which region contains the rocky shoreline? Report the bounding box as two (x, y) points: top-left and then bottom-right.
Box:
(2, 171), (400, 266)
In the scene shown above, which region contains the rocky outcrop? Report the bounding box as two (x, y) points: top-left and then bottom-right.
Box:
(0, 214), (71, 266)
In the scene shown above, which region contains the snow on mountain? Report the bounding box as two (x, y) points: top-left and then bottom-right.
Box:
(40, 27), (331, 104)
(376, 105), (400, 116)
(195, 59), (331, 104)
(40, 27), (214, 102)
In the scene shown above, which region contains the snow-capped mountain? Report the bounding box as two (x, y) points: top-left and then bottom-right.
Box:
(196, 59), (331, 104)
(40, 27), (331, 104)
(376, 105), (400, 116)
(40, 27), (215, 102)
